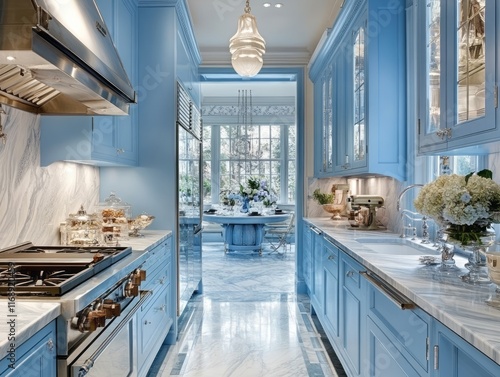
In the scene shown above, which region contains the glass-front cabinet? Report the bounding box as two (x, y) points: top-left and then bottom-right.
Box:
(314, 64), (334, 176)
(311, 0), (407, 181)
(418, 0), (497, 154)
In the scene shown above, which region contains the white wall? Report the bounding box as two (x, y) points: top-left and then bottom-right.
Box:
(0, 106), (99, 248)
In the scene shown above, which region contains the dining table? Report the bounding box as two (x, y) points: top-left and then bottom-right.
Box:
(203, 211), (290, 255)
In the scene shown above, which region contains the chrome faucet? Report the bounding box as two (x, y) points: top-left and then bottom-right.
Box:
(397, 184), (430, 243)
(396, 184), (424, 212)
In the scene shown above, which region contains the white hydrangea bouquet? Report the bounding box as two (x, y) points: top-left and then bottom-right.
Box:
(414, 169), (500, 245)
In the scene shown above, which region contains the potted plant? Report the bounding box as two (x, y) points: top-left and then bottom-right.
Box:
(313, 188), (343, 220)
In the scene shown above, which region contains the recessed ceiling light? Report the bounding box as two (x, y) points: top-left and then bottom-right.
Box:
(6, 56), (15, 61)
(263, 3), (271, 7)
(275, 3), (283, 8)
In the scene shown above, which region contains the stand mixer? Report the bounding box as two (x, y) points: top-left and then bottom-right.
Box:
(347, 195), (385, 230)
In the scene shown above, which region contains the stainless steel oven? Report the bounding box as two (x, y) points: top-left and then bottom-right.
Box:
(0, 242), (152, 377)
(66, 290), (152, 377)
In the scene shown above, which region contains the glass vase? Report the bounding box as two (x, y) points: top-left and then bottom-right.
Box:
(444, 224), (494, 285)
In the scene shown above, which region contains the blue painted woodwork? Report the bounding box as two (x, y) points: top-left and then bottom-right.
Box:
(309, 0), (407, 181)
(366, 318), (423, 377)
(302, 225), (313, 293)
(312, 228), (324, 315)
(433, 321), (500, 377)
(40, 0), (139, 167)
(417, 0), (498, 155)
(367, 281), (431, 376)
(322, 237), (340, 340)
(339, 252), (365, 377)
(137, 239), (174, 376)
(0, 321), (56, 377)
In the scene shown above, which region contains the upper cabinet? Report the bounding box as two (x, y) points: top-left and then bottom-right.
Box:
(310, 0), (407, 181)
(40, 0), (139, 167)
(418, 0), (498, 154)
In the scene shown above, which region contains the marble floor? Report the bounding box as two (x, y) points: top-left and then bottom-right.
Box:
(147, 243), (346, 377)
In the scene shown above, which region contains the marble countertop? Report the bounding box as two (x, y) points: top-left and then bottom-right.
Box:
(0, 301), (60, 359)
(304, 217), (500, 364)
(0, 230), (172, 360)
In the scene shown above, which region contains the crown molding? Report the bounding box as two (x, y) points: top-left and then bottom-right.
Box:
(199, 48), (312, 67)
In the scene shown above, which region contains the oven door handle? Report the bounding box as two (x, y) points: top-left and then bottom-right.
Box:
(77, 290), (153, 376)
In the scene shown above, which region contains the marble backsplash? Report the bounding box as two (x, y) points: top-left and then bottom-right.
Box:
(0, 106), (99, 248)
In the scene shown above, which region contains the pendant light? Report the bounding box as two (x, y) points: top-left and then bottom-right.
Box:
(229, 0), (266, 77)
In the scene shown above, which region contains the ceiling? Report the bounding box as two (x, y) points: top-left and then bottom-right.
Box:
(186, 0), (344, 67)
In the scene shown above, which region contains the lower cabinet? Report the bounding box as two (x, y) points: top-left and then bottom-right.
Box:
(0, 321), (56, 377)
(322, 237), (339, 340)
(312, 229), (324, 314)
(136, 239), (174, 377)
(433, 321), (500, 377)
(306, 229), (500, 377)
(339, 252), (365, 377)
(302, 225), (313, 293)
(366, 280), (431, 377)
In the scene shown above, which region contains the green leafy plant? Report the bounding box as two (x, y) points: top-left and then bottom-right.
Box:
(313, 189), (335, 205)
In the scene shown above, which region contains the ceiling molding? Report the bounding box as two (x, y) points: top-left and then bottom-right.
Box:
(199, 48), (312, 67)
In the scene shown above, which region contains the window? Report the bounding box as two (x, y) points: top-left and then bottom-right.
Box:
(203, 123), (296, 205)
(428, 155), (484, 180)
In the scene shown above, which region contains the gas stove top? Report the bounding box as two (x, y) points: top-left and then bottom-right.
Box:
(0, 242), (132, 296)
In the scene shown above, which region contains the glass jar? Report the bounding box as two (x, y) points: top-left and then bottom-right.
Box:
(96, 192), (131, 245)
(63, 205), (101, 246)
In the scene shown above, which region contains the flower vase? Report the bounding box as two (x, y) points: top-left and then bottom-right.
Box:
(241, 198), (250, 213)
(444, 224), (494, 285)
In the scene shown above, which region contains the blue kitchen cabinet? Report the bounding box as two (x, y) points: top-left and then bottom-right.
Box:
(137, 239), (175, 377)
(322, 236), (340, 340)
(302, 225), (313, 292)
(0, 321), (56, 377)
(309, 0), (407, 181)
(417, 0), (498, 155)
(339, 251), (366, 377)
(312, 227), (325, 316)
(40, 0), (138, 167)
(432, 320), (500, 377)
(177, 28), (200, 108)
(366, 278), (431, 377)
(313, 63), (334, 177)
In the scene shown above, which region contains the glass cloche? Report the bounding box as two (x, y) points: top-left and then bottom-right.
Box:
(96, 192), (131, 245)
(62, 205), (101, 246)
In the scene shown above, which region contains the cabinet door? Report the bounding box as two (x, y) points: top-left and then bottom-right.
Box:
(340, 253), (365, 377)
(93, 0), (138, 165)
(322, 238), (339, 339)
(418, 0), (497, 153)
(0, 322), (56, 377)
(433, 321), (500, 377)
(312, 229), (324, 314)
(367, 318), (423, 377)
(302, 226), (313, 291)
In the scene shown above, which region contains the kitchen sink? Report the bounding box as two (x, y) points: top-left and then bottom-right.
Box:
(354, 237), (440, 255)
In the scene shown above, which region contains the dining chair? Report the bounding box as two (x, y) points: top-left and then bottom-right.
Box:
(264, 212), (295, 253)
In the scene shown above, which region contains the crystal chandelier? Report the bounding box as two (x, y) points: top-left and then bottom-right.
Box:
(229, 0), (266, 77)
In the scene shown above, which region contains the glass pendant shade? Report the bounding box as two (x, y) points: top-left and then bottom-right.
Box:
(229, 13), (266, 77)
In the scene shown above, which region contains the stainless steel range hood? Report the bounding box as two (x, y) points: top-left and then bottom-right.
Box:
(0, 0), (137, 115)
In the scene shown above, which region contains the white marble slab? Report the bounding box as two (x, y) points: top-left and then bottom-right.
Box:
(304, 217), (500, 364)
(0, 106), (99, 248)
(0, 301), (60, 359)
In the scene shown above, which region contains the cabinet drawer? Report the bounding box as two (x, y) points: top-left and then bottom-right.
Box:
(341, 254), (363, 294)
(323, 239), (339, 276)
(368, 283), (429, 372)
